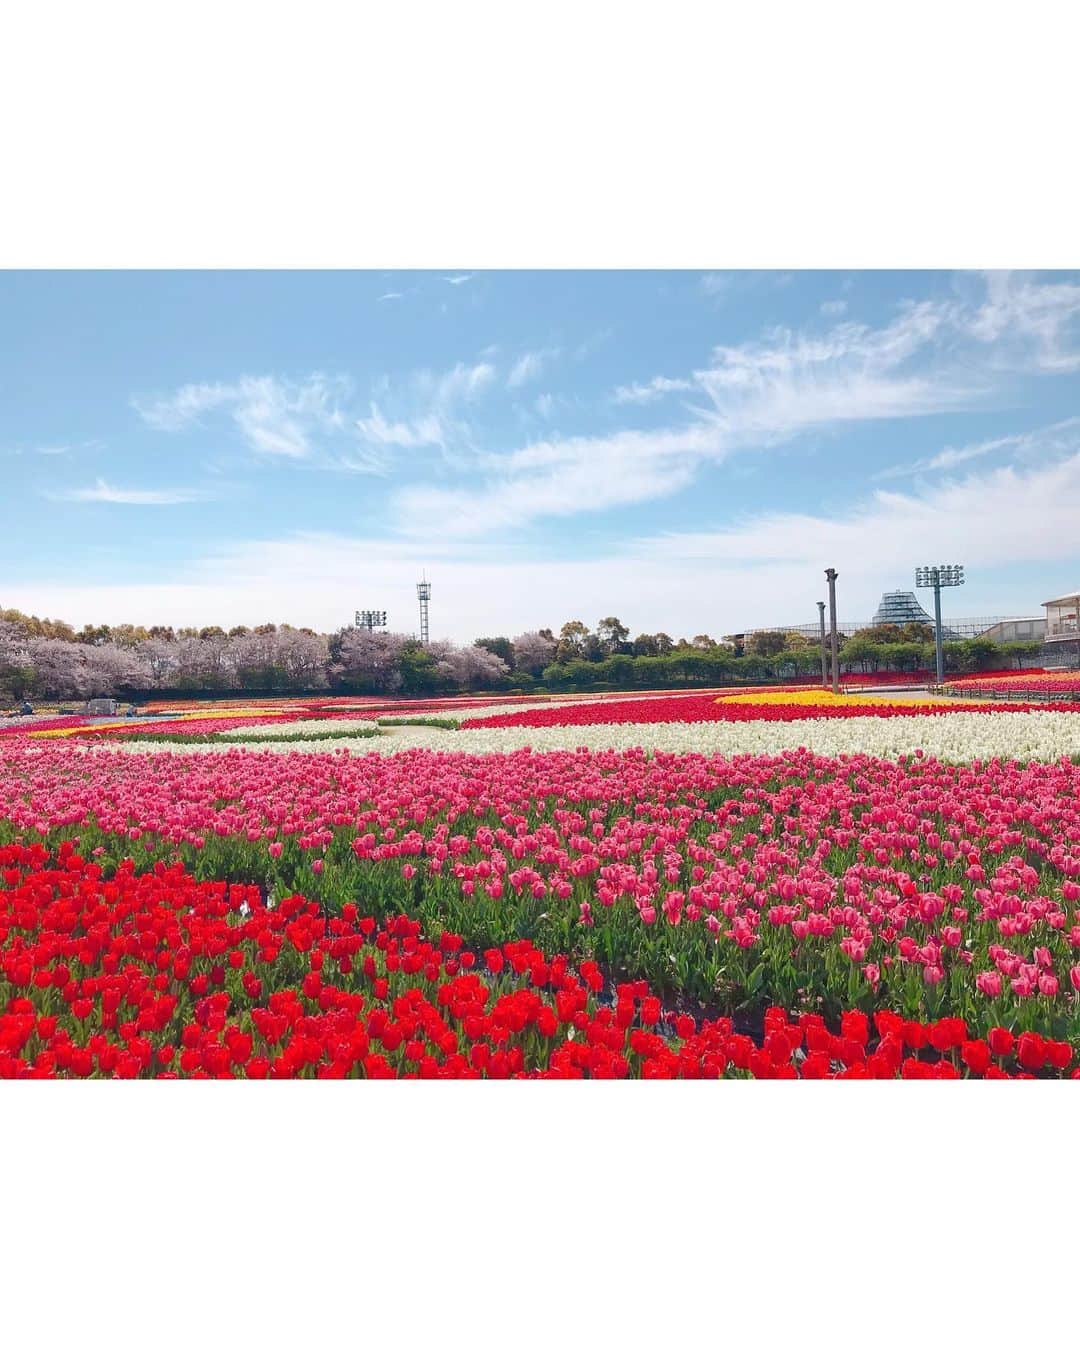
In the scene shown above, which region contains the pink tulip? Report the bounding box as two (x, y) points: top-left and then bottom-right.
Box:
(975, 971), (1002, 997)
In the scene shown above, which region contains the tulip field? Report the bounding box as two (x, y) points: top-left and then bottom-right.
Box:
(4, 682), (1080, 1077)
(942, 670), (1080, 696)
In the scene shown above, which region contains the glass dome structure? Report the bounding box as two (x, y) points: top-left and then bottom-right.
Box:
(871, 590), (957, 638)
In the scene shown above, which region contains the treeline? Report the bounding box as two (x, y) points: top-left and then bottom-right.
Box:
(0, 608), (1044, 703)
(734, 622), (1044, 678)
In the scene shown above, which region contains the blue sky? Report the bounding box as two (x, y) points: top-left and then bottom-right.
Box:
(3, 269), (1080, 641)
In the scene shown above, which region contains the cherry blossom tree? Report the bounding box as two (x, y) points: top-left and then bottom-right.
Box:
(511, 630), (557, 675)
(24, 640), (93, 699)
(136, 637), (181, 687)
(81, 643), (150, 696)
(331, 628), (407, 693)
(433, 642), (509, 689)
(272, 626), (329, 689)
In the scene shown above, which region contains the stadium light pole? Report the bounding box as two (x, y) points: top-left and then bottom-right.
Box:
(915, 564), (965, 685)
(416, 575), (431, 645)
(817, 600), (827, 689)
(825, 569), (840, 694)
(355, 610), (387, 632)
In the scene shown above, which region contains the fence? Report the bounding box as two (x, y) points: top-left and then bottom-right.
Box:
(742, 617), (1041, 640)
(929, 683), (1078, 704)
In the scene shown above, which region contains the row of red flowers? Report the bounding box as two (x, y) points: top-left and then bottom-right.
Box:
(461, 693), (1080, 728)
(1, 844), (1072, 1079)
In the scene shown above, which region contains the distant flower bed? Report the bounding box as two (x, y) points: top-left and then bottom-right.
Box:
(461, 691), (1073, 729)
(841, 670), (931, 686)
(948, 668), (1047, 682)
(944, 670), (1080, 696)
(0, 716), (95, 739)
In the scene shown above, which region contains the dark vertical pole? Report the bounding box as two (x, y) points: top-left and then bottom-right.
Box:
(933, 576), (945, 685)
(825, 569), (839, 694)
(817, 601), (827, 688)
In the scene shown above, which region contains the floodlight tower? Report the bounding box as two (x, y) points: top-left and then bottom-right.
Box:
(915, 563), (965, 685)
(355, 610), (387, 632)
(416, 574), (431, 645)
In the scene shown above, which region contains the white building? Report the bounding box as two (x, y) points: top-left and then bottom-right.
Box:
(1043, 591), (1080, 643)
(978, 616), (1047, 643)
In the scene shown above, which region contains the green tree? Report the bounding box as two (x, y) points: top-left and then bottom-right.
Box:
(839, 637), (881, 673)
(0, 661), (36, 702)
(605, 653), (635, 686)
(398, 642), (440, 695)
(476, 636), (514, 664)
(596, 616), (631, 654)
(747, 630), (786, 658)
(76, 623), (112, 646)
(556, 620), (590, 662)
(1000, 639), (1043, 668)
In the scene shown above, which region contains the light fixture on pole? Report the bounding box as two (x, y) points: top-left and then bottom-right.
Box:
(915, 563), (964, 685)
(416, 574), (432, 645)
(355, 610), (387, 632)
(817, 600), (827, 689)
(825, 569), (840, 694)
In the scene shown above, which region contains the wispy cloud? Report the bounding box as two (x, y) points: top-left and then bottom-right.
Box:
(699, 273), (731, 299)
(875, 416), (1080, 480)
(964, 270), (1080, 372)
(573, 328), (613, 361)
(393, 424), (715, 536)
(355, 403), (444, 449)
(49, 478), (211, 505)
(820, 299), (848, 316)
(444, 274), (474, 286)
(343, 360), (499, 470)
(507, 348), (559, 388)
(133, 381), (234, 431)
(639, 453), (1080, 585)
(132, 374), (351, 460)
(613, 375), (695, 405)
(388, 297), (987, 538)
(6, 439), (99, 459)
(415, 361), (496, 405)
(377, 291), (404, 302)
(688, 300), (975, 441)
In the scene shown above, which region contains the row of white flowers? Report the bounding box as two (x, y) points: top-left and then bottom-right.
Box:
(224, 717), (378, 739)
(110, 709), (1080, 762)
(375, 697), (586, 723)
